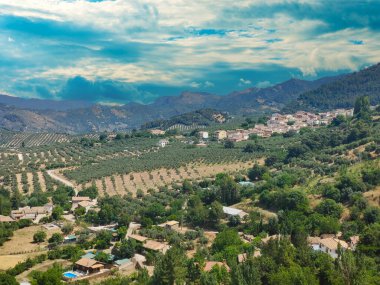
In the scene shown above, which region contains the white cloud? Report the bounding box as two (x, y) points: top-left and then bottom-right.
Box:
(256, 81), (271, 88)
(239, 78), (252, 86)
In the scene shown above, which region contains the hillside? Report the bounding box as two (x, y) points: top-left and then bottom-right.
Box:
(8, 63), (380, 133)
(140, 109), (228, 130)
(0, 94), (92, 111)
(294, 63), (380, 110)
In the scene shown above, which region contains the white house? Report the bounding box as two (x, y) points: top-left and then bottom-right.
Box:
(157, 139), (169, 147)
(222, 206), (248, 219)
(198, 131), (209, 139)
(308, 236), (349, 259)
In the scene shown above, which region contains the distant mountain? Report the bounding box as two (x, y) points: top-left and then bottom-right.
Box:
(216, 76), (339, 113)
(0, 94), (93, 111)
(292, 63), (380, 111)
(8, 64), (380, 134)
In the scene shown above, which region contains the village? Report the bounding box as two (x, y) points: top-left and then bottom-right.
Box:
(0, 188), (360, 283)
(154, 108), (354, 148)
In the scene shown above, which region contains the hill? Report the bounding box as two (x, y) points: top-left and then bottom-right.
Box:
(0, 94), (92, 111)
(293, 63), (380, 111)
(140, 109), (228, 130)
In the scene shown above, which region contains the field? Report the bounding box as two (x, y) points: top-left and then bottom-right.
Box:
(0, 225), (61, 270)
(80, 161), (258, 196)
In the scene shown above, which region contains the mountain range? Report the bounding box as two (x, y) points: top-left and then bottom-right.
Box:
(0, 63), (379, 133)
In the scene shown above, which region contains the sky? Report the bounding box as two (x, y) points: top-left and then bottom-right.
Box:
(0, 0), (380, 104)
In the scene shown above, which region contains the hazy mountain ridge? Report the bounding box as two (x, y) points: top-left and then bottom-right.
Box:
(3, 63), (380, 133)
(290, 63), (380, 111)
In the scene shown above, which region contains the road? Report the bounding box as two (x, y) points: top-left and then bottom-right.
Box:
(46, 169), (77, 194)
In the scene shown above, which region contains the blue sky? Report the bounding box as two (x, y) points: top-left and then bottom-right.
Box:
(0, 0), (379, 104)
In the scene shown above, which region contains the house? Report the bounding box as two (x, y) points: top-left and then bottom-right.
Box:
(71, 196), (97, 212)
(10, 204), (53, 223)
(143, 240), (171, 254)
(158, 220), (180, 230)
(0, 215), (14, 223)
(198, 131), (209, 139)
(222, 206), (248, 219)
(149, 129), (166, 135)
(64, 234), (77, 244)
(308, 236), (349, 258)
(75, 258), (105, 274)
(203, 261), (230, 272)
(214, 130), (227, 140)
(114, 258), (134, 272)
(157, 139), (169, 147)
(131, 253), (147, 269)
(128, 234), (149, 243)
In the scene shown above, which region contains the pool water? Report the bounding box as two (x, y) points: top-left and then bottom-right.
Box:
(63, 272), (78, 279)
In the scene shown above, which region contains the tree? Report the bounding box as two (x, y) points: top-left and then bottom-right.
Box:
(212, 229), (242, 254)
(269, 265), (318, 285)
(48, 233), (63, 246)
(248, 164), (268, 181)
(316, 199), (343, 219)
(224, 141), (235, 149)
(33, 231), (47, 244)
(354, 96), (371, 120)
(0, 273), (18, 285)
(61, 223), (74, 235)
(363, 207), (380, 224)
(30, 263), (63, 285)
(51, 206), (64, 220)
(112, 239), (137, 259)
(152, 246), (187, 285)
(215, 174), (240, 205)
(208, 201), (223, 226)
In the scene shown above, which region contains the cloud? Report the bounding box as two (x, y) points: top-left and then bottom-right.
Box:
(57, 76), (156, 103)
(0, 0), (379, 102)
(239, 78), (252, 86)
(256, 81), (271, 88)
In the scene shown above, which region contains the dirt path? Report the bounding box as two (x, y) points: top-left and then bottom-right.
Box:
(46, 169), (77, 194)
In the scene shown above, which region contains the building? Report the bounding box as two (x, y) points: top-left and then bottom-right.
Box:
(128, 234), (149, 243)
(157, 139), (169, 147)
(114, 258), (134, 272)
(158, 220), (180, 230)
(198, 131), (209, 139)
(71, 197), (97, 213)
(10, 204), (53, 223)
(149, 129), (166, 135)
(0, 215), (14, 223)
(143, 240), (171, 254)
(214, 130), (227, 140)
(308, 236), (349, 258)
(74, 258), (105, 274)
(222, 206), (248, 219)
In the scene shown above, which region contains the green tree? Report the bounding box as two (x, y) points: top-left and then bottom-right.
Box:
(0, 273), (18, 285)
(269, 265), (318, 285)
(316, 199), (344, 219)
(224, 141), (235, 149)
(354, 96), (371, 120)
(48, 233), (64, 246)
(248, 164), (268, 181)
(152, 246), (187, 285)
(30, 263), (63, 285)
(33, 231), (47, 244)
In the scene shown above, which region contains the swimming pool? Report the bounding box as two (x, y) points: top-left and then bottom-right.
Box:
(63, 272), (78, 279)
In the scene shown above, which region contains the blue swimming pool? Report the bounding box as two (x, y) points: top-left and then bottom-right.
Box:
(63, 272), (78, 279)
